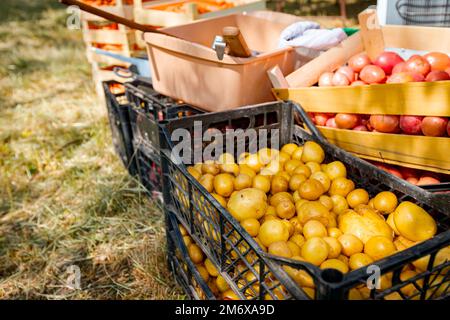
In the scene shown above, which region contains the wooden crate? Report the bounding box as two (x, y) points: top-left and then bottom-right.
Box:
(133, 0), (266, 27)
(91, 61), (132, 102)
(82, 21), (137, 57)
(274, 25), (450, 110)
(78, 0), (145, 63)
(80, 0), (134, 21)
(274, 24), (450, 173)
(277, 81), (450, 117)
(316, 127), (450, 174)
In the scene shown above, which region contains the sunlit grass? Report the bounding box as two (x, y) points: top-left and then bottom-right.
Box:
(0, 0), (183, 300)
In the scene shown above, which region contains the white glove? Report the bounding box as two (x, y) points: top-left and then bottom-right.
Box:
(278, 21), (347, 51)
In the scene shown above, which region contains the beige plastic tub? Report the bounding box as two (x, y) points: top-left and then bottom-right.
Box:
(143, 11), (309, 111)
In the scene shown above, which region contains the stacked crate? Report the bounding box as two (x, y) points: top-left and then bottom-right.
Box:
(80, 0), (148, 99)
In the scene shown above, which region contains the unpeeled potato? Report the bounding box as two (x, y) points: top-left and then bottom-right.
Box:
(338, 208), (393, 244)
(393, 201), (437, 242)
(227, 188), (267, 221)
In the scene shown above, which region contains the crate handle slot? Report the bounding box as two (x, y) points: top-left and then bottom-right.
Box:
(113, 66), (135, 79)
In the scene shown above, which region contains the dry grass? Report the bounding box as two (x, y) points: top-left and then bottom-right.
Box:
(0, 0), (373, 299)
(0, 0), (183, 300)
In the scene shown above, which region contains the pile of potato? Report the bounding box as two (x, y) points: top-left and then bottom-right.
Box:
(180, 141), (448, 300)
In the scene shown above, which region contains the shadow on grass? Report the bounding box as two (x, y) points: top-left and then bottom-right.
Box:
(0, 0), (63, 24)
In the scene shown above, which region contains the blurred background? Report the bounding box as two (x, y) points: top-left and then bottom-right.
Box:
(0, 0), (376, 299)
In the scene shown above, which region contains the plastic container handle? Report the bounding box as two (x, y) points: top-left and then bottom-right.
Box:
(288, 101), (328, 143)
(113, 66), (135, 79)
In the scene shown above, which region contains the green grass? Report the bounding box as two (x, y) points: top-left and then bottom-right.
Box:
(0, 0), (182, 299)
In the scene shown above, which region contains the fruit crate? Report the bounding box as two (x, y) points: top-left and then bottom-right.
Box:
(133, 0), (266, 28)
(125, 79), (202, 197)
(79, 0), (135, 21)
(365, 159), (450, 195)
(82, 21), (142, 64)
(273, 24), (450, 174)
(92, 62), (132, 101)
(166, 211), (216, 299)
(159, 100), (450, 300)
(102, 80), (138, 176)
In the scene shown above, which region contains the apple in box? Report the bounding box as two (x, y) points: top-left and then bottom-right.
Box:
(314, 113), (333, 126)
(373, 52), (404, 75)
(325, 117), (337, 128)
(426, 71), (450, 82)
(399, 116), (423, 135)
(421, 117), (449, 137)
(405, 55), (431, 77)
(335, 113), (360, 129)
(423, 52), (450, 71)
(369, 115), (400, 133)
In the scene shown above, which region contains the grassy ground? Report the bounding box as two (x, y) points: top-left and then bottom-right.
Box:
(0, 0), (183, 299)
(0, 0), (374, 299)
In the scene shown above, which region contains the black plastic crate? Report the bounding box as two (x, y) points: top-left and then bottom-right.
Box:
(135, 143), (163, 202)
(103, 80), (138, 176)
(159, 101), (450, 300)
(166, 211), (217, 300)
(125, 79), (203, 195)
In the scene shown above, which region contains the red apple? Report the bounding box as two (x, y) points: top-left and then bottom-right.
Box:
(410, 72), (425, 82)
(319, 72), (334, 87)
(335, 113), (360, 129)
(336, 66), (355, 82)
(447, 120), (450, 136)
(348, 53), (371, 73)
(399, 115), (423, 135)
(332, 72), (350, 86)
(326, 117), (337, 128)
(423, 52), (450, 71)
(369, 115), (400, 133)
(353, 125), (368, 131)
(425, 70), (450, 82)
(360, 65), (386, 84)
(392, 61), (407, 74)
(315, 113), (332, 126)
(405, 55), (431, 76)
(374, 51), (404, 75)
(386, 72), (414, 84)
(406, 177), (419, 185)
(417, 176), (441, 185)
(388, 167), (403, 179)
(374, 163), (403, 179)
(421, 116), (449, 136)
